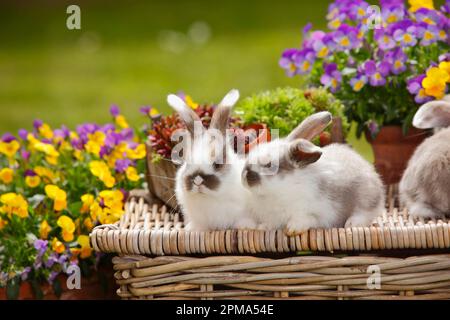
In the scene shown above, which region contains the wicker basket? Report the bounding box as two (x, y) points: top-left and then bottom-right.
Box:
(145, 117), (345, 208)
(90, 185), (450, 300)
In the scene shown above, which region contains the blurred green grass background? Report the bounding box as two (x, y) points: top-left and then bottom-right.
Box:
(0, 0), (372, 160)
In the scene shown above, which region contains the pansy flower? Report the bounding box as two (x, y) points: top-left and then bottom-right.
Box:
(279, 48), (300, 77)
(24, 169), (41, 188)
(375, 30), (397, 50)
(422, 66), (449, 99)
(294, 49), (316, 75)
(320, 63), (342, 93)
(408, 0), (435, 13)
(364, 60), (391, 87)
(385, 48), (408, 74)
(350, 74), (368, 92)
(382, 3), (406, 24)
(393, 25), (418, 46)
(333, 24), (361, 51)
(417, 23), (440, 46)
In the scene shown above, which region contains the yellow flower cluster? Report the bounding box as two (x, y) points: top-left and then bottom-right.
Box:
(0, 140), (20, 160)
(89, 160), (115, 188)
(0, 192), (28, 218)
(422, 62), (450, 99)
(45, 185), (67, 211)
(82, 190), (124, 225)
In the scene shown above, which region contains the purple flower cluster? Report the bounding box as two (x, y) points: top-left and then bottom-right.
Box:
(280, 0), (449, 98)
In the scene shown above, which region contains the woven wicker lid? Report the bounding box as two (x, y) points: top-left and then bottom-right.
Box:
(90, 186), (450, 255)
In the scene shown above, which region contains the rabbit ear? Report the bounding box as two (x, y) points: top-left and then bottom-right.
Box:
(413, 98), (450, 129)
(167, 94), (203, 135)
(287, 139), (322, 167)
(210, 89), (239, 135)
(286, 111), (332, 141)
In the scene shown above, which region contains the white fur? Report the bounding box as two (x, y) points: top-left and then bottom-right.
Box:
(245, 139), (385, 233)
(175, 141), (255, 231)
(169, 89), (257, 231)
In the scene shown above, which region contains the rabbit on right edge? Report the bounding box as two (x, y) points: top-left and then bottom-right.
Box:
(400, 95), (450, 218)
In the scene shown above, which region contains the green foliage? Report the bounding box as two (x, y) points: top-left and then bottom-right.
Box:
(236, 87), (349, 137)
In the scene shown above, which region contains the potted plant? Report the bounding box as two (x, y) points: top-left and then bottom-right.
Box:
(0, 107), (145, 299)
(279, 0), (450, 183)
(236, 86), (349, 144)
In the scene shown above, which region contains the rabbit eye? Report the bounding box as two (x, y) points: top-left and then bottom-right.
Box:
(262, 161), (272, 168)
(212, 161), (224, 171)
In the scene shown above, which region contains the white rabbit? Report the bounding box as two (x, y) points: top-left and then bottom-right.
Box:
(242, 112), (385, 235)
(399, 95), (450, 219)
(167, 89), (257, 231)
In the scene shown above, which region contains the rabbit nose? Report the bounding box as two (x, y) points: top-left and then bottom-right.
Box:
(192, 175), (204, 186)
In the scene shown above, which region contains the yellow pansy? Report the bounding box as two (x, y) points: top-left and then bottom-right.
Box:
(89, 201), (102, 221)
(0, 192), (28, 218)
(34, 166), (56, 182)
(45, 155), (58, 165)
(77, 235), (92, 259)
(125, 166), (140, 181)
(40, 220), (51, 239)
(408, 0), (434, 12)
(25, 175), (41, 188)
(83, 217), (94, 231)
(80, 194), (94, 213)
(115, 115), (129, 129)
(185, 95), (199, 110)
(422, 67), (449, 99)
(439, 61), (450, 80)
(125, 144), (146, 160)
(57, 215), (75, 242)
(45, 184), (67, 211)
(27, 134), (59, 158)
(150, 108), (160, 117)
(38, 123), (54, 139)
(0, 140), (20, 158)
(89, 160), (116, 187)
(85, 131), (106, 156)
(52, 237), (65, 254)
(0, 168), (14, 184)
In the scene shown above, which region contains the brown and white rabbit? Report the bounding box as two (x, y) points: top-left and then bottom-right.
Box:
(167, 89), (257, 231)
(399, 95), (450, 218)
(242, 112), (385, 235)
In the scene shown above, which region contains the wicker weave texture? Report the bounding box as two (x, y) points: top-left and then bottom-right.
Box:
(91, 186), (450, 255)
(112, 254), (450, 300)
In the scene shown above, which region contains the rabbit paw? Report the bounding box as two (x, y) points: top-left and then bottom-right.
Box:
(284, 223), (309, 237)
(345, 214), (374, 228)
(235, 218), (258, 230)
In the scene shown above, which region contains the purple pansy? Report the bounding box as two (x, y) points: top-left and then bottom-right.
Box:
(21, 150), (30, 161)
(140, 106), (151, 115)
(294, 48), (316, 75)
(279, 48), (300, 77)
(375, 30), (396, 50)
(381, 2), (405, 24)
(350, 74), (368, 92)
(24, 169), (37, 177)
(417, 23), (440, 46)
(393, 26), (418, 47)
(18, 129), (28, 140)
(385, 48), (408, 75)
(364, 60), (390, 87)
(320, 63), (342, 93)
(1, 133), (16, 143)
(110, 105), (120, 117)
(333, 24), (361, 51)
(115, 158), (132, 173)
(407, 75), (433, 104)
(34, 239), (48, 257)
(33, 119), (43, 130)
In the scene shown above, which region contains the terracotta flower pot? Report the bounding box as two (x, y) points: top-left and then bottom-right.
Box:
(365, 126), (430, 185)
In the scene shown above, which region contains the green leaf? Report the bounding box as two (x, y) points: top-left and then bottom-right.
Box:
(6, 277), (20, 300)
(68, 201), (82, 215)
